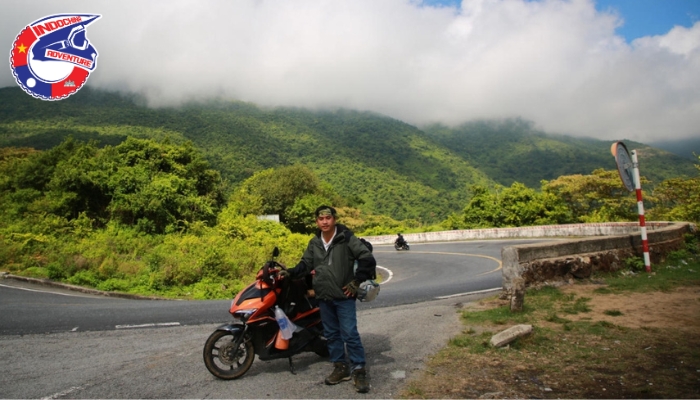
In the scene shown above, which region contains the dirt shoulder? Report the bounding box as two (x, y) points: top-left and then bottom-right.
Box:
(473, 283), (700, 331)
(560, 284), (700, 330)
(400, 283), (700, 399)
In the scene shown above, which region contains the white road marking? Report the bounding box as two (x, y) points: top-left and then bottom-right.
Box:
(374, 251), (503, 276)
(0, 283), (91, 298)
(377, 265), (393, 284)
(435, 287), (502, 299)
(115, 322), (181, 329)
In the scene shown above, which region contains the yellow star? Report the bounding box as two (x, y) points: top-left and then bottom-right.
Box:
(17, 43), (27, 53)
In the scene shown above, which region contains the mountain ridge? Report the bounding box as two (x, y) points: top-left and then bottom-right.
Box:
(0, 86), (695, 223)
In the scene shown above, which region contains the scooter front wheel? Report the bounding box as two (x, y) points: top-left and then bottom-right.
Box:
(203, 330), (255, 380)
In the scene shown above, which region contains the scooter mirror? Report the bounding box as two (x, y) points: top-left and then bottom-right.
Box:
(272, 247), (280, 258)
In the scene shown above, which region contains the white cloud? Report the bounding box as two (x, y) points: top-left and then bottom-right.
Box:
(2, 0), (699, 142)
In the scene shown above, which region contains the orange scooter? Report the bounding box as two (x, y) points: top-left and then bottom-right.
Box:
(203, 248), (328, 380)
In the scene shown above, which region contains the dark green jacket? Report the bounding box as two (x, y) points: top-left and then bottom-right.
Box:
(290, 224), (376, 301)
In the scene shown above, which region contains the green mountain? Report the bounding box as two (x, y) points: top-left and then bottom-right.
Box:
(1, 87), (695, 223)
(649, 137), (700, 161)
(423, 119), (697, 188)
(0, 87), (491, 223)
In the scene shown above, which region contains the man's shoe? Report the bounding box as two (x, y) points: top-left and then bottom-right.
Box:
(352, 367), (370, 393)
(324, 362), (351, 385)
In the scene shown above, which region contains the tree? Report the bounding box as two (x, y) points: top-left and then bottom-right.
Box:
(46, 140), (110, 222)
(0, 147), (42, 221)
(285, 193), (333, 233)
(1, 137), (225, 234)
(460, 185), (502, 228)
(648, 155), (700, 223)
(498, 182), (571, 226)
(105, 138), (225, 233)
(451, 182), (571, 229)
(542, 169), (649, 223)
(232, 165), (322, 223)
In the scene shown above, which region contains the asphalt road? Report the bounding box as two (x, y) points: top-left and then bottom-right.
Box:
(0, 239), (549, 399)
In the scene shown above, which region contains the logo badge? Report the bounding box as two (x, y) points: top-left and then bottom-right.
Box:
(9, 14), (101, 100)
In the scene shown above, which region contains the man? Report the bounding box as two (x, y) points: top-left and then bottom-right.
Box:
(280, 205), (375, 393)
(396, 233), (406, 247)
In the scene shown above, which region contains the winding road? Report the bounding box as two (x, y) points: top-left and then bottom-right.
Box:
(0, 239), (548, 399)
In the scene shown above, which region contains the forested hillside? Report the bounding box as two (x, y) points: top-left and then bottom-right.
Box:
(1, 86), (695, 222)
(2, 86), (697, 300)
(650, 137), (700, 161)
(423, 119), (697, 188)
(0, 87), (493, 223)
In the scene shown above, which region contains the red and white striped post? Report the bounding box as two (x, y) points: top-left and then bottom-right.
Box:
(630, 150), (651, 272)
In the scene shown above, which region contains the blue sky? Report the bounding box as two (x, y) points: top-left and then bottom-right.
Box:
(426, 0), (700, 42)
(594, 0), (700, 41)
(3, 0), (700, 142)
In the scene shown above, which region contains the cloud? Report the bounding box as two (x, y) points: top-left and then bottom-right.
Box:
(2, 0), (699, 142)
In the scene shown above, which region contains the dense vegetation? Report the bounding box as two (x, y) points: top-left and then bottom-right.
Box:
(0, 87), (493, 223)
(444, 169), (656, 229)
(0, 137), (408, 299)
(1, 87), (697, 299)
(3, 87), (694, 223)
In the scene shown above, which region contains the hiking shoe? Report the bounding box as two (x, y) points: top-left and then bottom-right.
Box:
(324, 362), (351, 385)
(352, 367), (370, 393)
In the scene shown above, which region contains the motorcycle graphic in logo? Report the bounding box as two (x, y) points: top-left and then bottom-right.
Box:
(9, 14), (101, 100)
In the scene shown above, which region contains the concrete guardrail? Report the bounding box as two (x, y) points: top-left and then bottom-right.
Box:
(362, 221), (681, 245)
(500, 222), (695, 299)
(364, 221), (697, 306)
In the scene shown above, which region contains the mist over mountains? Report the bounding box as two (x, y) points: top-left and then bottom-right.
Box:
(4, 0), (700, 144)
(648, 138), (700, 161)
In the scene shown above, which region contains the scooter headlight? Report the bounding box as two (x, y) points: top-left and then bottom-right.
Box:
(232, 309), (257, 321)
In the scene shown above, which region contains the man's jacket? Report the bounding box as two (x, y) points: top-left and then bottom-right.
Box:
(290, 224), (376, 301)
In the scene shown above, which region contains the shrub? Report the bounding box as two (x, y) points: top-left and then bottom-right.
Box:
(67, 270), (100, 287)
(46, 262), (66, 280)
(96, 278), (131, 292)
(21, 266), (49, 278)
(624, 256), (645, 272)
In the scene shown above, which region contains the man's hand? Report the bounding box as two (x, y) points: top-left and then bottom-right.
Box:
(343, 280), (361, 297)
(277, 269), (290, 280)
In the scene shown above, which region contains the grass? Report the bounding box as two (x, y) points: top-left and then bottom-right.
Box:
(400, 238), (700, 399)
(603, 309), (623, 316)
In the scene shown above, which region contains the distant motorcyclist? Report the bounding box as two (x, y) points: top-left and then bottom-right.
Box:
(396, 233), (406, 247)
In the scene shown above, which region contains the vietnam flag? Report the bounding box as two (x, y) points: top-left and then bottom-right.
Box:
(10, 26), (36, 68)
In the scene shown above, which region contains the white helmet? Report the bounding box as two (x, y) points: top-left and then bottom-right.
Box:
(357, 280), (380, 302)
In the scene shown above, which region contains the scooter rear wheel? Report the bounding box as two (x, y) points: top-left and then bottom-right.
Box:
(203, 330), (255, 380)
